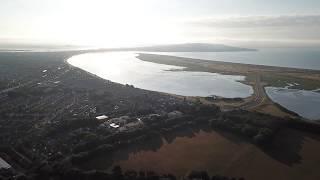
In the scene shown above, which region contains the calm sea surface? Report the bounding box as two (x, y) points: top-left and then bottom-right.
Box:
(67, 52), (253, 98)
(153, 47), (320, 70)
(265, 87), (320, 120)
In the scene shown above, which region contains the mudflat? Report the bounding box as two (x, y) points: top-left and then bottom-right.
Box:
(112, 128), (320, 180)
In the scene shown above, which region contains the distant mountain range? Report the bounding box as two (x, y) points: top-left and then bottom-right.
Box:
(118, 43), (256, 52)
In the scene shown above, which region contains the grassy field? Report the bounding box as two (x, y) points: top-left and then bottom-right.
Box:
(261, 73), (320, 90)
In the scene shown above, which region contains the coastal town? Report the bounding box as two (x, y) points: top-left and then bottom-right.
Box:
(0, 51), (320, 180)
(0, 51), (221, 179)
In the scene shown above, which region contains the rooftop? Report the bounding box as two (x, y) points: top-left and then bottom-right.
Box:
(96, 115), (108, 120)
(110, 123), (120, 128)
(0, 157), (11, 169)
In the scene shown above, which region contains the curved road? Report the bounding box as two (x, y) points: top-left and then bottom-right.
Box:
(240, 73), (266, 110)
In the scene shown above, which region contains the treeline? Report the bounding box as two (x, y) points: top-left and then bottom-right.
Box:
(287, 118), (320, 134)
(210, 110), (287, 144)
(0, 165), (246, 180)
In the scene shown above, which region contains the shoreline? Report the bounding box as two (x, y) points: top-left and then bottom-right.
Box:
(64, 50), (320, 120)
(1, 50), (320, 180)
(135, 53), (320, 119)
(11, 49), (314, 120)
(137, 53), (320, 77)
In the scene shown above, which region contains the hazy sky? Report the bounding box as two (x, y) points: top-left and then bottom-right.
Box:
(1, 0), (320, 47)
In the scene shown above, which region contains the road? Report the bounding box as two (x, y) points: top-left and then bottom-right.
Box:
(240, 73), (266, 110)
(0, 81), (34, 95)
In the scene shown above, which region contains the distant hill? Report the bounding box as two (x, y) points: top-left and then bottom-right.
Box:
(0, 43), (255, 53)
(122, 43), (256, 52)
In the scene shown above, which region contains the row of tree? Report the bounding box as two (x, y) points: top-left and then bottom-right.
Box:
(1, 165), (246, 180)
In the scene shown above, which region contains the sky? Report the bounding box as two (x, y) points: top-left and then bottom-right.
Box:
(1, 0), (320, 48)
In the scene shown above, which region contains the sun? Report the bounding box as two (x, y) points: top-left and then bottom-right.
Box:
(52, 0), (184, 48)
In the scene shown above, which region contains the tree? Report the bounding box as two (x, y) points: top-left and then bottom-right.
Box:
(112, 166), (124, 180)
